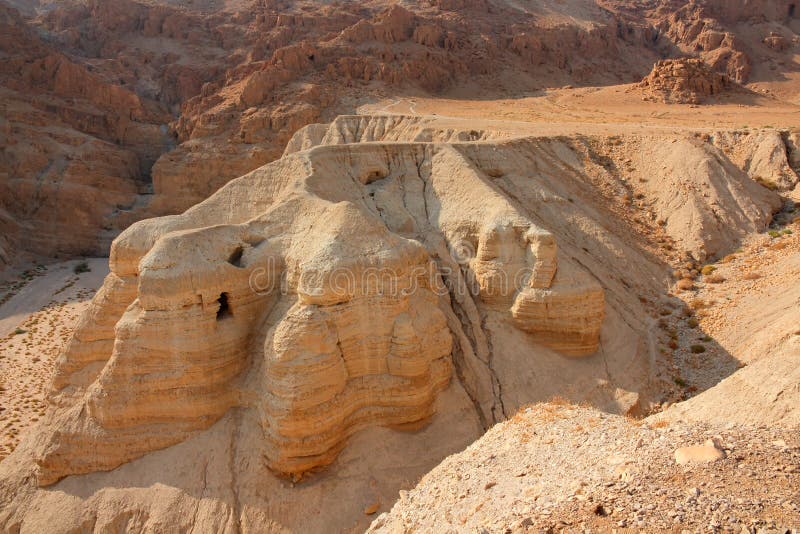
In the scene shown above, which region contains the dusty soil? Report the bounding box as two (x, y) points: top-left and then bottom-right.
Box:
(359, 86), (800, 134)
(369, 403), (800, 533)
(0, 258), (107, 460)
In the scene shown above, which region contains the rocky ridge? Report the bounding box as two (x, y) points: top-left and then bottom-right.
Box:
(3, 0), (799, 268)
(0, 2), (172, 265)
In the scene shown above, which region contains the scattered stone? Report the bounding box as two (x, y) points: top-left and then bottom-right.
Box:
(675, 440), (727, 465)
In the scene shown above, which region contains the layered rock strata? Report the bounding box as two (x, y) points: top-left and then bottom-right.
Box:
(34, 126), (605, 484)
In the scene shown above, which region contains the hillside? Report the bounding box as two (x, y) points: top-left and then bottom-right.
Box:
(0, 1), (799, 532)
(3, 0), (800, 267)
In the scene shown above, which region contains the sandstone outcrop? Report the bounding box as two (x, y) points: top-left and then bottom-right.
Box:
(28, 119), (606, 486)
(0, 113), (788, 531)
(29, 0), (662, 221)
(605, 0), (800, 84)
(639, 58), (730, 104)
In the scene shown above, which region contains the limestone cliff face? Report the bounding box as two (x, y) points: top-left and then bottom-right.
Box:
(33, 121), (606, 485)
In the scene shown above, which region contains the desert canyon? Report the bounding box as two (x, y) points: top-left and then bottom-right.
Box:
(0, 0), (799, 532)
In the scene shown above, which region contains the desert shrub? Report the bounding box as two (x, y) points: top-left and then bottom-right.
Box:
(700, 265), (716, 275)
(686, 318), (699, 328)
(688, 298), (707, 310)
(690, 344), (706, 353)
(783, 228), (793, 235)
(720, 254), (737, 263)
(13, 328), (27, 335)
(676, 278), (694, 291)
(73, 261), (90, 274)
(705, 274), (725, 284)
(768, 230), (781, 238)
(742, 272), (761, 280)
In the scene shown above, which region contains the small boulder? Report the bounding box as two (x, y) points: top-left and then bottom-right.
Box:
(674, 439), (726, 465)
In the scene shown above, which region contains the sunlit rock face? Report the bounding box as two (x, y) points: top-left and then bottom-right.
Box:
(34, 116), (608, 485)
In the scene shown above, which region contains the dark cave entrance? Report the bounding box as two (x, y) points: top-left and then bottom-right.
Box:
(790, 4), (796, 17)
(216, 292), (232, 320)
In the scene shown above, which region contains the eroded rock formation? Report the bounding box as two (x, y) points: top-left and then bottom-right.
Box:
(639, 58), (730, 103)
(0, 2), (171, 263)
(33, 117), (606, 485)
(0, 113), (786, 531)
(3, 0), (797, 269)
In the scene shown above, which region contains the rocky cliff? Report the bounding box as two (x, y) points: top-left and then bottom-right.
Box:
(6, 0), (797, 268)
(0, 2), (172, 264)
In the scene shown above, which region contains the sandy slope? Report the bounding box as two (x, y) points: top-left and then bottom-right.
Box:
(368, 403), (800, 533)
(0, 258), (107, 460)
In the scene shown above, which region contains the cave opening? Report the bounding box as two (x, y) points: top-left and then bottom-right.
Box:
(228, 246), (244, 267)
(216, 292), (232, 320)
(790, 4), (796, 17)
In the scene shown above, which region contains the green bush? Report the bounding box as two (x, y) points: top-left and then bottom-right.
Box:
(690, 344), (706, 354)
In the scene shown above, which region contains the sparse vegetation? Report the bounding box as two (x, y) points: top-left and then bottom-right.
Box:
(73, 261), (90, 274)
(676, 278), (694, 291)
(742, 271), (762, 280)
(690, 344), (706, 354)
(12, 328), (27, 336)
(700, 265), (716, 275)
(767, 230), (781, 238)
(705, 274), (725, 284)
(688, 298), (708, 310)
